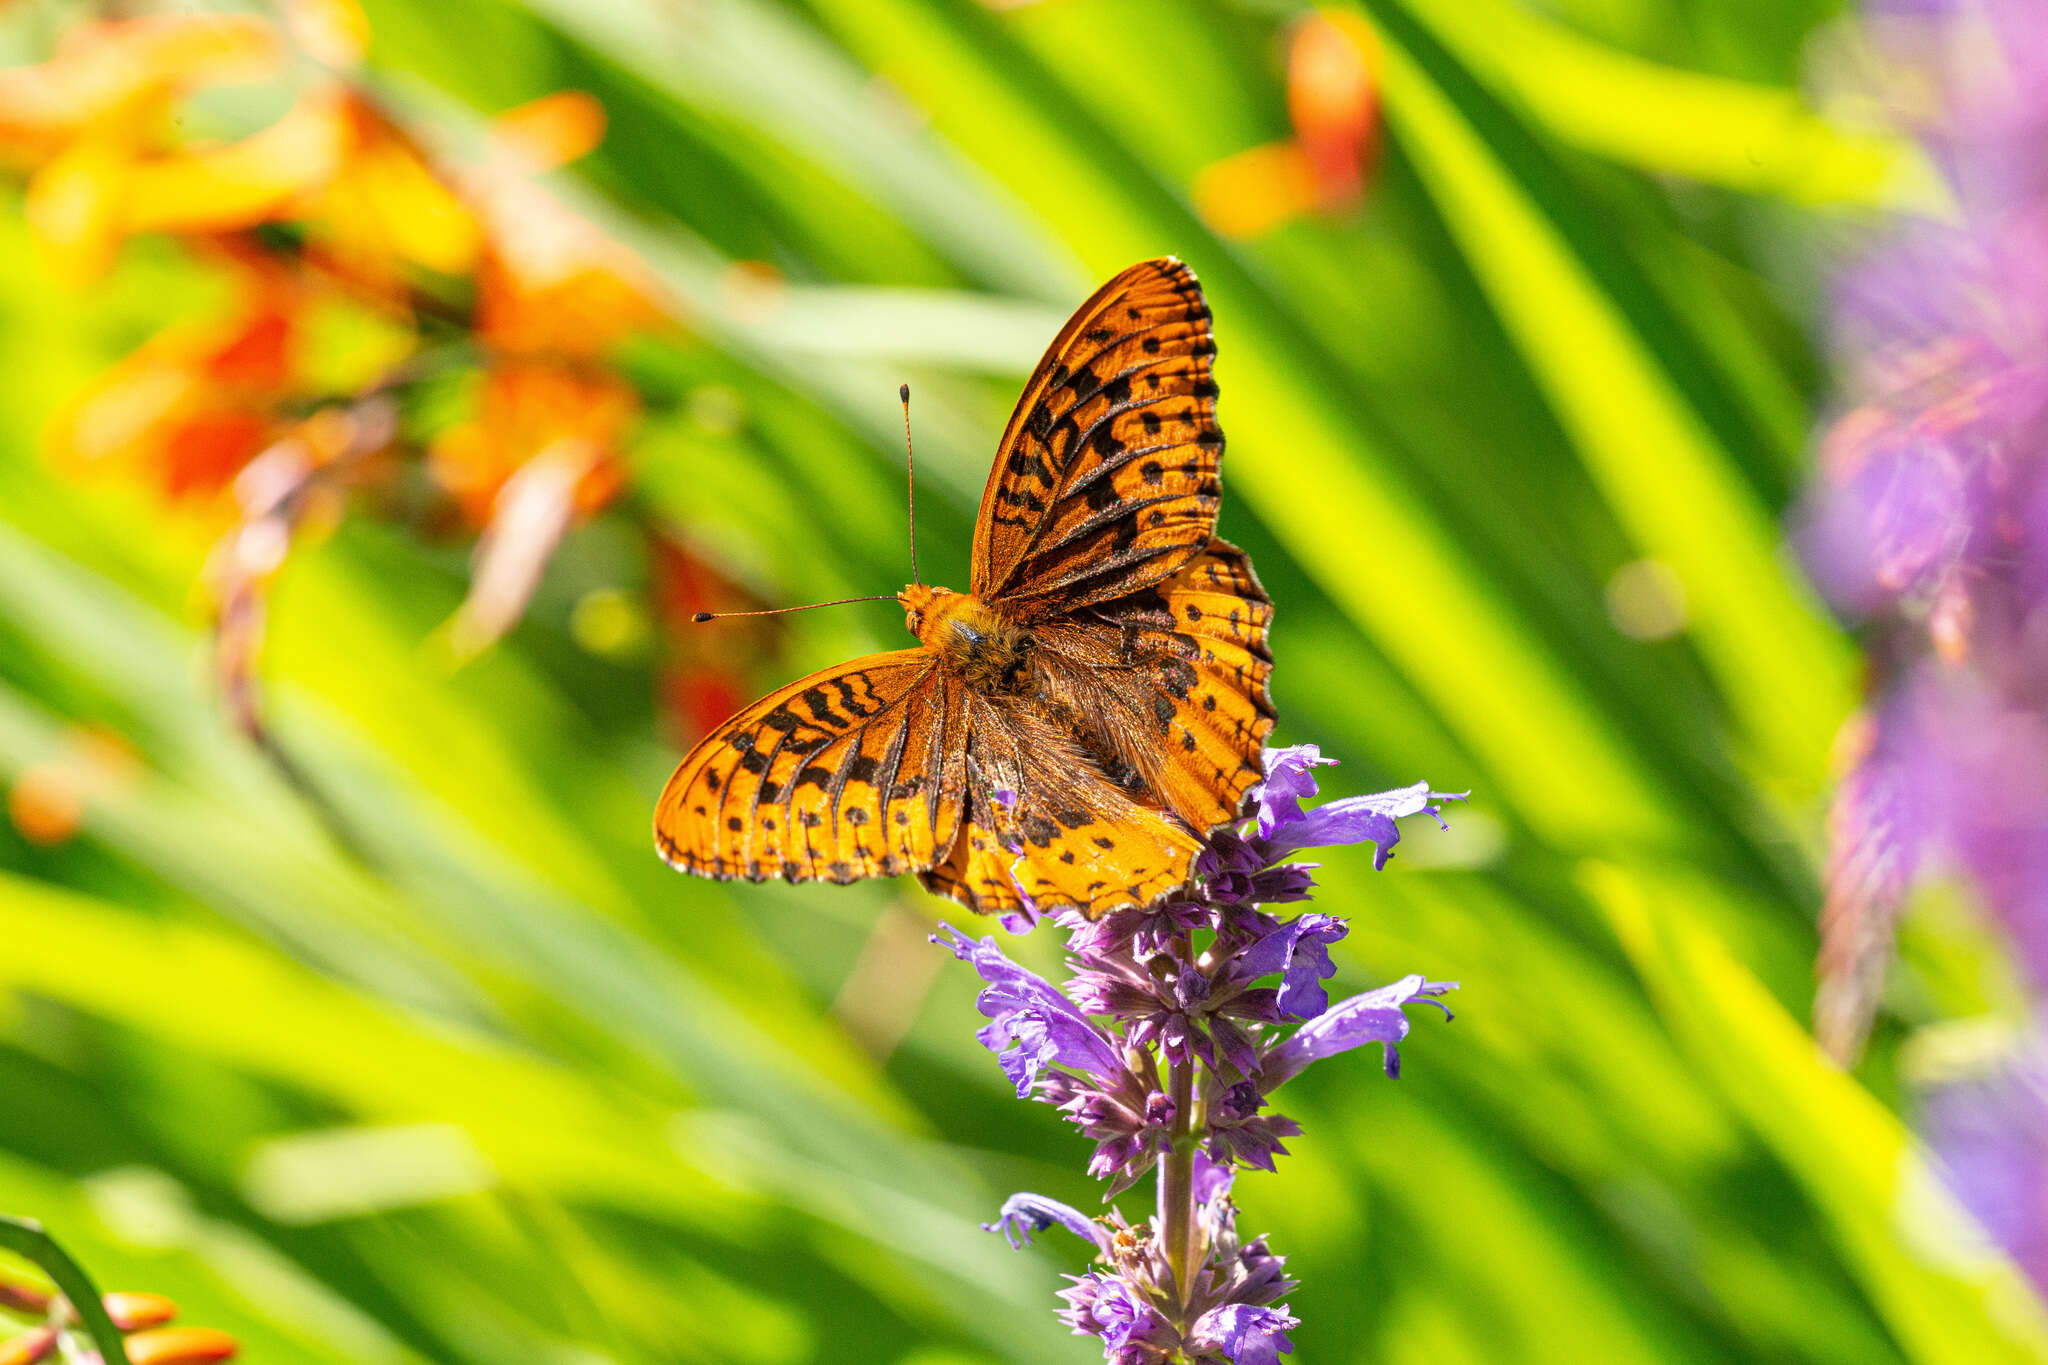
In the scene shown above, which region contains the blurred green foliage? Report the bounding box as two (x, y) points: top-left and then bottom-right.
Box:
(0, 1), (2043, 1362)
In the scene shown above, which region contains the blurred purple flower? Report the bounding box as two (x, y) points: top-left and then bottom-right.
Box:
(1924, 1033), (2048, 1293)
(1804, 0), (2048, 1059)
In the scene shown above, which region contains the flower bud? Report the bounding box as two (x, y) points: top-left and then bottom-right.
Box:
(104, 1291), (180, 1331)
(124, 1327), (239, 1365)
(0, 1327), (57, 1365)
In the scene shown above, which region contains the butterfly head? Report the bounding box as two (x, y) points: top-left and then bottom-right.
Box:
(898, 582), (949, 641)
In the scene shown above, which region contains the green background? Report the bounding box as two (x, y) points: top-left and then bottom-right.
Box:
(1, 0), (2042, 1361)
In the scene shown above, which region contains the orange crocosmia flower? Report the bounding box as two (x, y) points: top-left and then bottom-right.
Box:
(0, 15), (287, 280)
(6, 724), (142, 847)
(1287, 10), (1381, 212)
(48, 266), (304, 500)
(490, 90), (606, 172)
(119, 92), (349, 239)
(461, 93), (663, 357)
(0, 14), (281, 165)
(1192, 9), (1380, 240)
(296, 92), (481, 286)
(1191, 141), (1319, 241)
(8, 764), (84, 847)
(428, 362), (634, 528)
(434, 355), (636, 659)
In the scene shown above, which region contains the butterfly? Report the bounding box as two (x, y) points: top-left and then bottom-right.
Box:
(653, 258), (1274, 919)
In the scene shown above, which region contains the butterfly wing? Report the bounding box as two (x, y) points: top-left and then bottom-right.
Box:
(654, 651), (967, 884)
(1031, 538), (1275, 834)
(918, 696), (1203, 919)
(972, 257), (1223, 620)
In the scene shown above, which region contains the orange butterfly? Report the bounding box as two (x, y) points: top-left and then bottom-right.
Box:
(653, 258), (1274, 919)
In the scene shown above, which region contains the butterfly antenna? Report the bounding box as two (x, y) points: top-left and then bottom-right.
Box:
(692, 594), (897, 624)
(900, 382), (920, 586)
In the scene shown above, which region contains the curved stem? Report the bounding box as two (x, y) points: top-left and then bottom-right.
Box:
(0, 1215), (130, 1365)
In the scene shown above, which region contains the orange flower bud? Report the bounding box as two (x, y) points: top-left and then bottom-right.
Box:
(1191, 141), (1318, 240)
(104, 1291), (179, 1331)
(492, 91), (607, 172)
(7, 763), (84, 846)
(123, 1327), (239, 1365)
(0, 1273), (50, 1317)
(0, 1327), (57, 1365)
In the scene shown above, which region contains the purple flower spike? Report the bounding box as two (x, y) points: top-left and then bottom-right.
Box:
(1801, 0), (2048, 1065)
(930, 741), (1464, 1357)
(933, 925), (1123, 1094)
(1262, 975), (1457, 1088)
(984, 1191), (1110, 1254)
(1189, 1303), (1300, 1365)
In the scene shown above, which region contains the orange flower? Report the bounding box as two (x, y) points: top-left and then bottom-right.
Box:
(1192, 10), (1380, 239)
(431, 362), (636, 659)
(293, 90), (481, 294)
(46, 254), (306, 502)
(103, 1292), (179, 1332)
(429, 362), (633, 528)
(1287, 10), (1381, 213)
(0, 14), (280, 169)
(460, 93), (663, 358)
(0, 15), (475, 286)
(117, 92), (349, 242)
(0, 14), (292, 280)
(4, 726), (143, 848)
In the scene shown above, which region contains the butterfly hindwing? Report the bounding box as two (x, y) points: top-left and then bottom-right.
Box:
(918, 696), (1203, 919)
(916, 540), (1272, 919)
(654, 651), (967, 884)
(973, 258), (1223, 619)
(1032, 538), (1275, 835)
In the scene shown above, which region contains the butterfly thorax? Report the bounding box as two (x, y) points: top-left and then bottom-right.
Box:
(900, 584), (1032, 695)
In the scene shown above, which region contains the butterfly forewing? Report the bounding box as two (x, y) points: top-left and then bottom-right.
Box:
(654, 651), (967, 884)
(973, 258), (1222, 618)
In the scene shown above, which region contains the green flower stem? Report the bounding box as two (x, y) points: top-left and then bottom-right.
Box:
(0, 1215), (131, 1365)
(1161, 1057), (1196, 1309)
